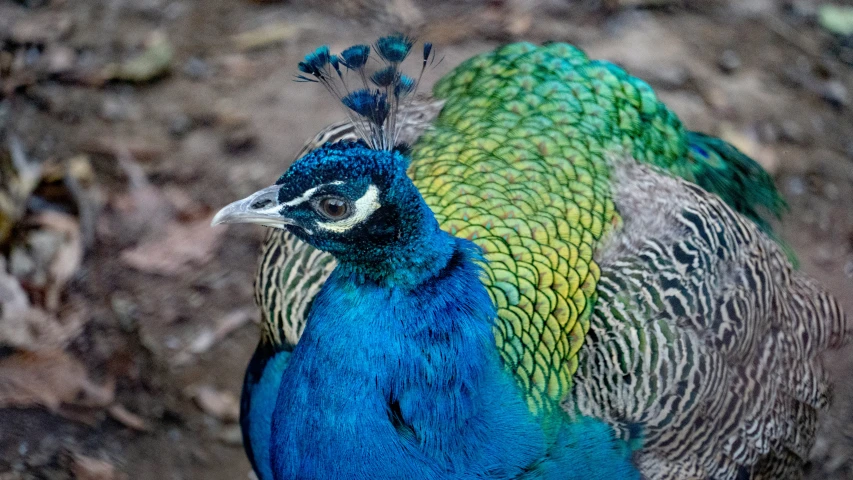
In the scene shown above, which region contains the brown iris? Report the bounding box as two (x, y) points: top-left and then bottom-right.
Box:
(318, 197), (350, 220)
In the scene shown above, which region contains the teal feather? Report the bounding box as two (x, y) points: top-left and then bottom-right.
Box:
(685, 131), (786, 232)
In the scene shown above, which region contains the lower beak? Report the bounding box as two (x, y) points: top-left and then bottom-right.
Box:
(211, 185), (295, 229)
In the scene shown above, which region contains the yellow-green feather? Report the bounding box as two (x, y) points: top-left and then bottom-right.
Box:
(409, 42), (689, 415)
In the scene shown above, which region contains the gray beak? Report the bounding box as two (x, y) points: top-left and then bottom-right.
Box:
(211, 185), (295, 229)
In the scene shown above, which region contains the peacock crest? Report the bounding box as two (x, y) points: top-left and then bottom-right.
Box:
(296, 34), (436, 151)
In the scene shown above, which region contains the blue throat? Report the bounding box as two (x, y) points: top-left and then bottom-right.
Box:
(265, 231), (639, 478)
(270, 233), (549, 478)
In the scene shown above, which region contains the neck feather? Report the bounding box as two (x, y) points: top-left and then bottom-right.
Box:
(336, 199), (455, 288)
(270, 236), (549, 478)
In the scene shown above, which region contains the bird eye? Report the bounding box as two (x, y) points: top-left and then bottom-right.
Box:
(317, 197), (350, 220)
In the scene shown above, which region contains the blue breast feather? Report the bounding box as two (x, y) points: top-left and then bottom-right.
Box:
(242, 347), (291, 480)
(261, 234), (639, 479)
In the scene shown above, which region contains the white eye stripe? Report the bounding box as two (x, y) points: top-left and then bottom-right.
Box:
(315, 184), (381, 233)
(280, 181), (345, 207)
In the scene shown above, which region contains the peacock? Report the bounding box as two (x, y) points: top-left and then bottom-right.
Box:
(212, 35), (849, 480)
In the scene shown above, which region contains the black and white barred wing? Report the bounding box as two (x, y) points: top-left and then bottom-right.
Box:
(571, 161), (849, 480)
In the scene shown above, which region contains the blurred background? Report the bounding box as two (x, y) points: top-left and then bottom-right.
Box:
(1, 0), (852, 478)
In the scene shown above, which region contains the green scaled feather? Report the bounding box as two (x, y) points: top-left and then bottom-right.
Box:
(411, 42), (696, 415)
(683, 131), (786, 232)
(410, 42), (791, 414)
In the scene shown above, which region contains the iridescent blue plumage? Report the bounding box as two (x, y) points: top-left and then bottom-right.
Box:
(395, 75), (415, 96)
(298, 46), (331, 77)
(371, 66), (398, 87)
(240, 345), (290, 480)
(234, 38), (642, 480)
(217, 36), (849, 480)
(253, 140), (639, 479)
(342, 89), (390, 127)
(232, 39), (640, 479)
(375, 33), (414, 63)
(294, 38), (434, 151)
(340, 44), (370, 70)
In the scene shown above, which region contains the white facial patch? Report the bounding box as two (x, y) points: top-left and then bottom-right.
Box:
(315, 184), (381, 233)
(281, 181), (345, 207)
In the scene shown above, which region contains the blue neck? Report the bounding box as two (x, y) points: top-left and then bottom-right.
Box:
(270, 234), (549, 478)
(334, 211), (456, 289)
(266, 230), (641, 479)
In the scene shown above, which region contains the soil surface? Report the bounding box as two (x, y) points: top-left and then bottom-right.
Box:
(1, 0), (852, 479)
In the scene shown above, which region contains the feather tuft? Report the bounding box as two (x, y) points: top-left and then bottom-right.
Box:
(371, 66), (398, 87)
(394, 75), (415, 96)
(343, 89), (389, 126)
(340, 45), (370, 70)
(301, 46), (331, 76)
(295, 36), (434, 151)
(329, 55), (342, 77)
(375, 34), (414, 63)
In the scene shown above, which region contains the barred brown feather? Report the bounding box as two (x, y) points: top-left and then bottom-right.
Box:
(569, 161), (849, 479)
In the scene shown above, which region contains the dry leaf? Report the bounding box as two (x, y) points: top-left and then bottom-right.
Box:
(188, 308), (253, 353)
(162, 186), (211, 222)
(9, 211), (83, 311)
(108, 404), (151, 432)
(102, 31), (174, 83)
(79, 138), (165, 163)
(71, 454), (126, 480)
(0, 350), (113, 411)
(232, 22), (300, 51)
(0, 133), (44, 244)
(104, 151), (174, 247)
(0, 303), (86, 351)
(187, 385), (240, 423)
(119, 217), (225, 275)
(0, 257), (85, 350)
(217, 424), (244, 446)
(0, 257), (43, 335)
(172, 308), (253, 365)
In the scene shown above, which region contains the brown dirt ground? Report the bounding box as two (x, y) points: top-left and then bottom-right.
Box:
(1, 0), (852, 478)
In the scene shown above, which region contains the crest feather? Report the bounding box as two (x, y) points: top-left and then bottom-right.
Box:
(295, 35), (436, 151)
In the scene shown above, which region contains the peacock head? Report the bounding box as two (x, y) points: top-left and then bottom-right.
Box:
(213, 36), (448, 284)
(212, 140), (435, 261)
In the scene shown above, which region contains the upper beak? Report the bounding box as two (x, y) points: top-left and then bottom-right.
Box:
(211, 185), (295, 228)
